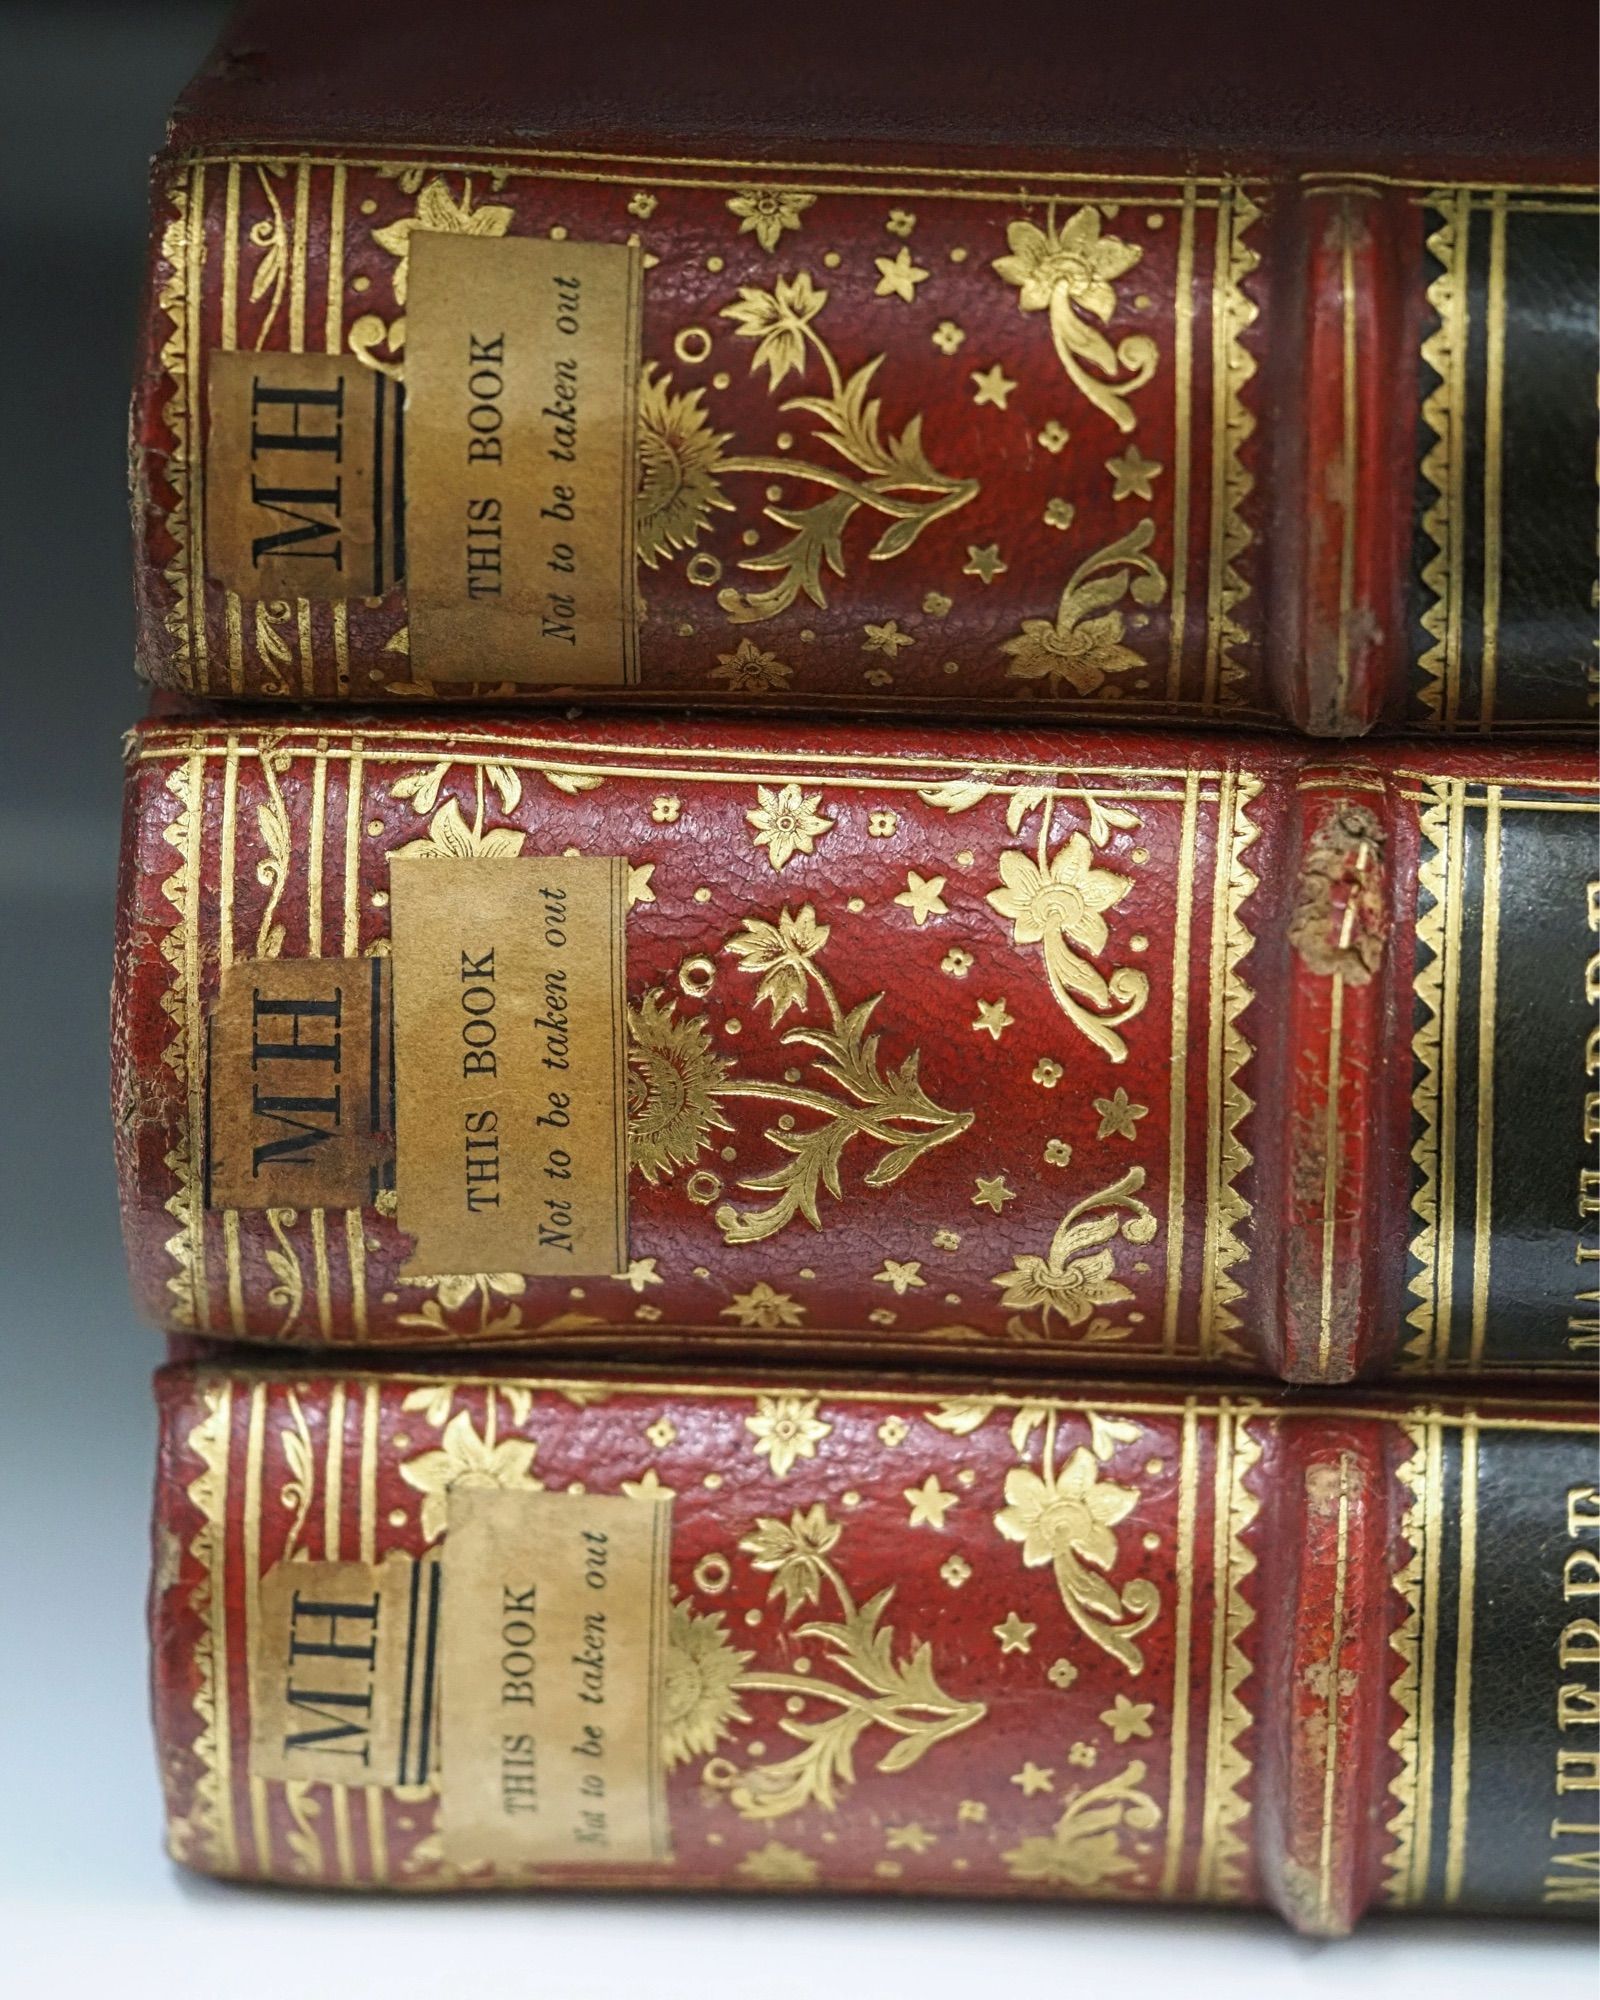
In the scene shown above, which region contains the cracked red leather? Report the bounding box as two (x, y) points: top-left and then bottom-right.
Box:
(148, 1359), (1599, 1924)
(130, 5), (1599, 733)
(113, 710), (1599, 1383)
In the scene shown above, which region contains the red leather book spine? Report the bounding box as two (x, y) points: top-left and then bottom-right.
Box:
(148, 1361), (1600, 1927)
(112, 712), (1599, 1383)
(129, 142), (1598, 732)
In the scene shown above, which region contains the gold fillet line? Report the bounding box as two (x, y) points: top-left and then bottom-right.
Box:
(311, 1209), (333, 1340)
(346, 1209), (369, 1340)
(1198, 769), (1235, 1356)
(1479, 193), (1508, 729)
(1336, 198), (1360, 718)
(324, 1380), (345, 1560)
(296, 595), (315, 699)
(1162, 772), (1199, 1353)
(181, 1378), (239, 1873)
(243, 1381), (271, 1874)
(1411, 1411), (1448, 1898)
(332, 600), (350, 697)
(1318, 1453), (1356, 1927)
(1195, 1402), (1261, 1901)
(221, 162), (240, 350)
(182, 746), (210, 1328)
(359, 1380), (378, 1563)
(332, 1788), (355, 1884)
(178, 1368), (1600, 1430)
(341, 738), (364, 955)
(1196, 1401), (1235, 1897)
(224, 1211), (246, 1338)
(306, 741), (328, 957)
(1433, 782), (1468, 1366)
(218, 735), (239, 980)
(1166, 182), (1197, 701)
(1202, 189), (1235, 709)
(1318, 970), (1347, 1375)
(1468, 793), (1502, 1369)
(185, 162), (209, 688)
(1443, 1414), (1480, 1901)
(288, 158), (310, 350)
(325, 162), (346, 355)
(1161, 1397), (1200, 1895)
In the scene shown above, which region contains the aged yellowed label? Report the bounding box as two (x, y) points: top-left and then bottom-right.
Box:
(403, 232), (641, 684)
(388, 854), (629, 1278)
(440, 1490), (672, 1869)
(250, 1554), (438, 1787)
(206, 956), (393, 1209)
(245, 1493), (672, 1870)
(205, 349), (402, 599)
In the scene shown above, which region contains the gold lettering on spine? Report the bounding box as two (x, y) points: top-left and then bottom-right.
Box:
(1548, 1481), (1600, 1901)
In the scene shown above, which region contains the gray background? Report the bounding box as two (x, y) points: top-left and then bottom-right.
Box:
(0, 5), (1588, 1991)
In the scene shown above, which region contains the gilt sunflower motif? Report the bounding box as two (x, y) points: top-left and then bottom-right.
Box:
(626, 989), (734, 1184)
(994, 1448), (1139, 1572)
(662, 1597), (753, 1767)
(636, 363), (734, 568)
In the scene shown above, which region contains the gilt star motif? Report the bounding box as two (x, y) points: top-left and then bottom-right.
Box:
(994, 1611), (1037, 1654)
(970, 363), (1018, 409)
(1093, 1087), (1149, 1141)
(874, 1257), (927, 1296)
(971, 997), (1014, 1040)
(885, 1822), (938, 1854)
(1010, 1761), (1055, 1797)
(895, 871), (949, 925)
(615, 1257), (662, 1294)
(903, 1475), (959, 1530)
(875, 247), (930, 301)
(1106, 444), (1164, 501)
(627, 863), (656, 907)
(972, 1174), (1016, 1213)
(962, 542), (1007, 584)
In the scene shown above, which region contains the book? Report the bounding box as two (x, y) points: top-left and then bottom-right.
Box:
(149, 1357), (1600, 1928)
(114, 710), (1599, 1382)
(131, 2), (1598, 731)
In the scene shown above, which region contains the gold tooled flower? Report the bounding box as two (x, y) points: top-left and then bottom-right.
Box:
(721, 1282), (807, 1332)
(746, 1394), (832, 1478)
(987, 837), (1131, 959)
(1001, 1825), (1138, 1891)
(371, 177), (514, 306)
(662, 1597), (752, 1767)
(626, 989), (733, 1184)
(994, 1448), (1139, 1573)
(992, 208), (1142, 323)
(740, 1503), (840, 1613)
(726, 187), (815, 253)
(993, 1246), (1133, 1328)
(721, 274), (828, 390)
(1001, 609), (1143, 695)
(747, 783), (833, 871)
(398, 1410), (540, 1544)
(636, 364), (733, 568)
(713, 639), (793, 692)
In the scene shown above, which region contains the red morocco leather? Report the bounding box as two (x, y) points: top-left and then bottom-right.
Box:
(112, 710), (1599, 1383)
(148, 1360), (1600, 1927)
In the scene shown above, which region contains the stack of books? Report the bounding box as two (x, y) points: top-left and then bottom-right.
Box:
(114, 0), (1597, 1932)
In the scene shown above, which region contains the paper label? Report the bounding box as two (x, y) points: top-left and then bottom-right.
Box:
(205, 349), (403, 599)
(206, 956), (393, 1209)
(388, 854), (629, 1278)
(250, 1554), (438, 1787)
(404, 233), (641, 684)
(439, 1490), (672, 1868)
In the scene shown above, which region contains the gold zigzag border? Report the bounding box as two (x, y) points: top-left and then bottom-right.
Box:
(158, 754), (202, 1330)
(1402, 780), (1452, 1367)
(1413, 192), (1468, 726)
(1209, 184), (1261, 707)
(155, 165), (197, 692)
(1380, 1415), (1430, 1903)
(1196, 1396), (1263, 1899)
(1202, 772), (1263, 1359)
(168, 1376), (237, 1874)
